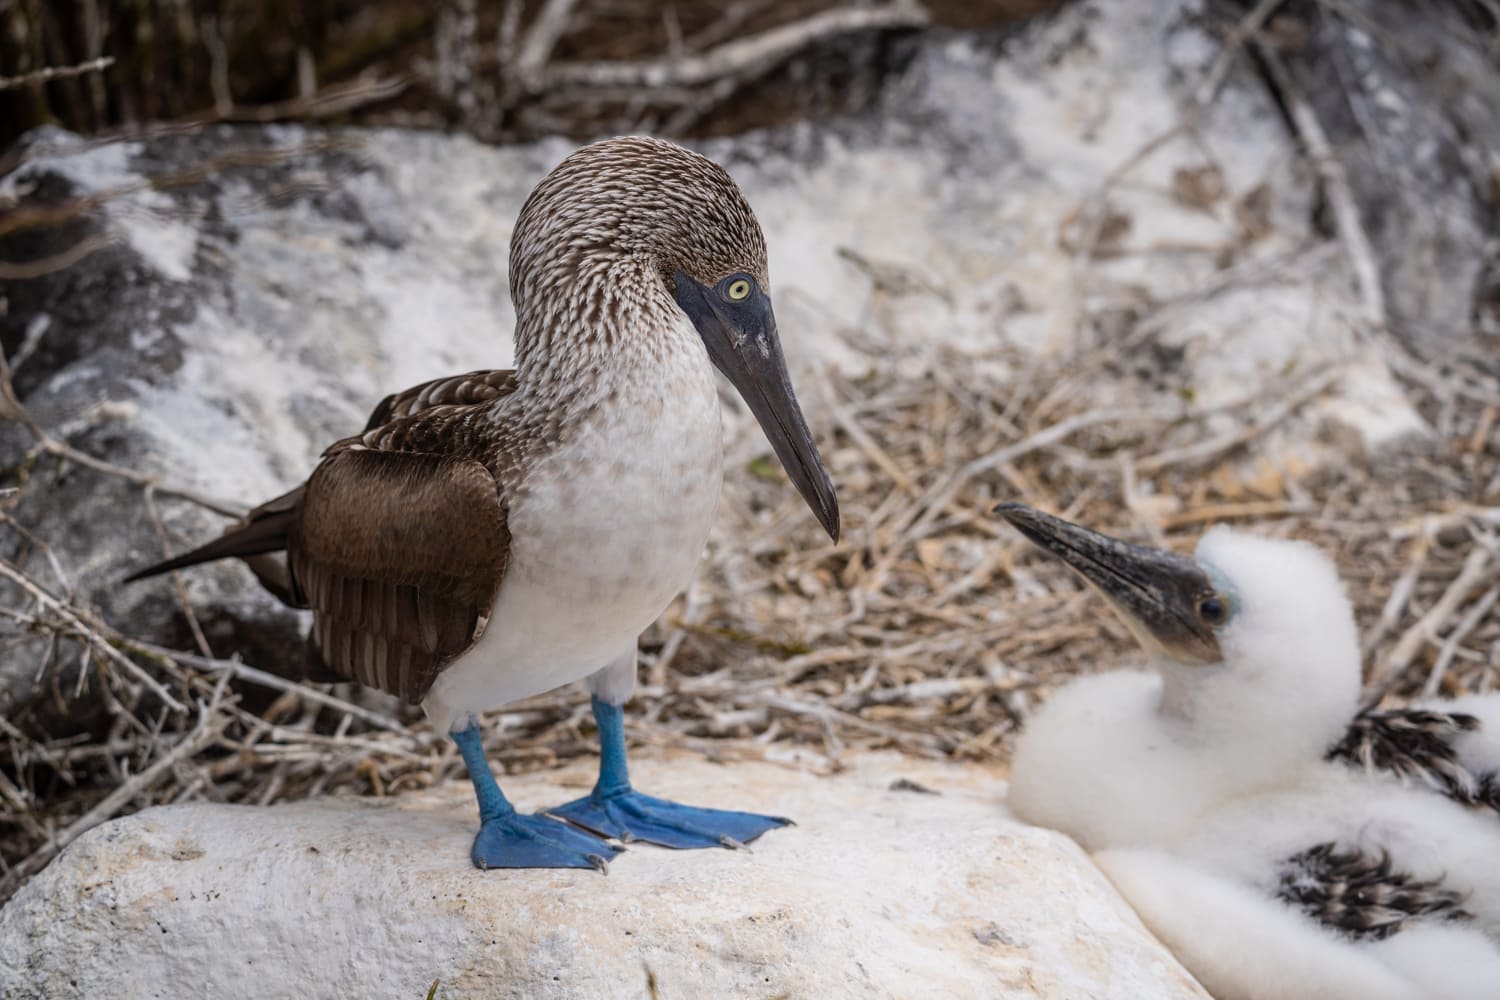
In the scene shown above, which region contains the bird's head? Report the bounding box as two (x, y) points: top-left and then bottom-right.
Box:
(509, 136), (838, 542)
(995, 504), (1358, 682)
(996, 504), (1227, 666)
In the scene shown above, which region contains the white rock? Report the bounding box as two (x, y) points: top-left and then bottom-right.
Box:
(0, 754), (1206, 1000)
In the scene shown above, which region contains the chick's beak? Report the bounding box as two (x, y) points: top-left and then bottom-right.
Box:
(994, 503), (1222, 665)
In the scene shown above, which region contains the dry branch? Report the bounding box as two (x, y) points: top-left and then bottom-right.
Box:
(0, 234), (117, 281)
(0, 558), (187, 714)
(1133, 368), (1343, 474)
(1374, 540), (1498, 689)
(543, 2), (929, 90)
(206, 74), (412, 125)
(0, 57), (115, 92)
(128, 642), (404, 734)
(0, 346), (245, 517)
(514, 0), (584, 90)
(1, 705), (230, 895)
(1255, 42), (1387, 329)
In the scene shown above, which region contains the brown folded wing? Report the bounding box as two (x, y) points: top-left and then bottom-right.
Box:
(364, 370), (518, 429)
(288, 448), (510, 704)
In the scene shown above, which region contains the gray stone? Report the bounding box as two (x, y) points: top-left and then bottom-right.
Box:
(1266, 0), (1500, 353)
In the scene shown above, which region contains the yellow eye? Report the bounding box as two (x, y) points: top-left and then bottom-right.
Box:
(726, 278), (752, 301)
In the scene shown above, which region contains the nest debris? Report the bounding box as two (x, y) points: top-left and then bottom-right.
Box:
(1, 315), (1496, 904)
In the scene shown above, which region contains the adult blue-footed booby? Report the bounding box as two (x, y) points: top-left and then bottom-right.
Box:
(995, 504), (1500, 997)
(127, 136), (840, 872)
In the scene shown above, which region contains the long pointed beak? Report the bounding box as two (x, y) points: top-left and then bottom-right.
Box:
(994, 503), (1222, 665)
(674, 272), (840, 542)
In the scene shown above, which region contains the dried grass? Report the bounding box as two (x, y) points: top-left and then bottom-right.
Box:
(2, 309), (1496, 904)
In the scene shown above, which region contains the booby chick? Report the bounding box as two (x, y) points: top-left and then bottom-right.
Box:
(127, 136), (841, 872)
(995, 504), (1500, 998)
(998, 503), (1362, 851)
(1094, 846), (1500, 1000)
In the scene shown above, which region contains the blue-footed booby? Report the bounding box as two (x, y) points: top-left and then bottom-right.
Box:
(127, 136), (840, 872)
(994, 504), (1500, 995)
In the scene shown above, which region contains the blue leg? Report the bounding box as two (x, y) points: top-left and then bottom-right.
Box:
(548, 697), (791, 849)
(452, 721), (622, 872)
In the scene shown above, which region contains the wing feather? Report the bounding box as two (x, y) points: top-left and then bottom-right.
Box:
(1329, 707), (1499, 815)
(126, 369), (520, 705)
(364, 370), (518, 429)
(287, 448), (510, 704)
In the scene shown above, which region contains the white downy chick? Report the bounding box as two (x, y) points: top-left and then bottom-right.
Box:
(1000, 505), (1360, 850)
(1098, 848), (1500, 1000)
(997, 504), (1500, 997)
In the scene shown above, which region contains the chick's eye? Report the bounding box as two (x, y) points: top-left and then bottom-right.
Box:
(1197, 594), (1226, 625)
(725, 277), (752, 301)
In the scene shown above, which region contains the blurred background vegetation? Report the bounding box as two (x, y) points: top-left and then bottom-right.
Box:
(1, 0), (1053, 149)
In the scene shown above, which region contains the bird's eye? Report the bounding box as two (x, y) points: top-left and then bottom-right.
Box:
(1197, 594), (1227, 625)
(724, 277), (752, 301)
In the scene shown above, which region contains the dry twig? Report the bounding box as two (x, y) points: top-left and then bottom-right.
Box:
(1254, 42), (1387, 329)
(544, 2), (928, 90)
(0, 57), (115, 92)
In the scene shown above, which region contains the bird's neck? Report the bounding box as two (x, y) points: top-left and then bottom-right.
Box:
(505, 256), (714, 452)
(512, 256), (693, 403)
(1156, 640), (1361, 788)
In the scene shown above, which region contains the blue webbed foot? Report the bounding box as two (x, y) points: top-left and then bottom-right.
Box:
(451, 719), (620, 873)
(471, 811), (623, 872)
(552, 695), (792, 850)
(548, 790), (790, 850)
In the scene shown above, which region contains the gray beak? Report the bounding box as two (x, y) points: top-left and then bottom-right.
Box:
(994, 503), (1223, 665)
(674, 271), (840, 542)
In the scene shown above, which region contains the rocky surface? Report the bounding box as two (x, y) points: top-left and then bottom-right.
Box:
(1272, 0), (1500, 350)
(3, 0), (1481, 719)
(0, 753), (1206, 1000)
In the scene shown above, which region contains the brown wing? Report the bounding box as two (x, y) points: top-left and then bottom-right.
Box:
(127, 372), (517, 587)
(127, 370), (518, 704)
(364, 370), (517, 430)
(288, 448), (510, 705)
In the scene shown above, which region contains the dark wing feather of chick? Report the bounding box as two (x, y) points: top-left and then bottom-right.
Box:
(1328, 708), (1500, 814)
(1277, 842), (1472, 941)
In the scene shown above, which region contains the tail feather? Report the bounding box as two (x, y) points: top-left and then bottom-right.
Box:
(124, 487), (301, 584)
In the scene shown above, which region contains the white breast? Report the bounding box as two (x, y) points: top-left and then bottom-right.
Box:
(424, 324), (723, 730)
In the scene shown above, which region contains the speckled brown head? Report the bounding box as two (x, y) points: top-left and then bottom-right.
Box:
(508, 135), (839, 541)
(511, 135), (768, 313)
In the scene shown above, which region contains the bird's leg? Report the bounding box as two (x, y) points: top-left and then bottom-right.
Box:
(450, 718), (621, 872)
(548, 695), (791, 850)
